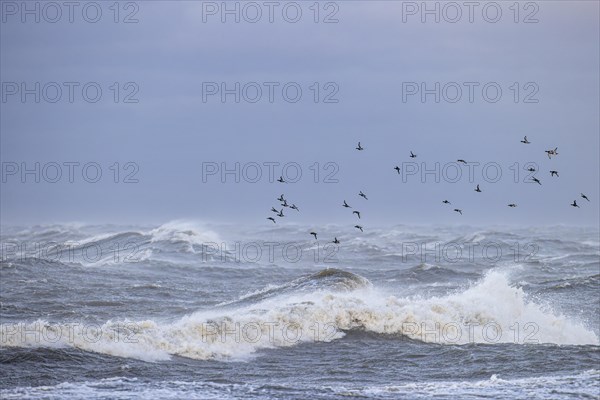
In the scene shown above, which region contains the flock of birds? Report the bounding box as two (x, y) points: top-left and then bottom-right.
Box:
(265, 137), (592, 242)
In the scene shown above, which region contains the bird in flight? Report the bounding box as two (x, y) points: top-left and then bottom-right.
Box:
(394, 166), (400, 174)
(270, 207), (278, 213)
(550, 170), (559, 177)
(310, 232), (318, 240)
(454, 209), (462, 215)
(508, 204), (517, 208)
(333, 237), (340, 244)
(527, 167), (536, 172)
(410, 151), (417, 158)
(545, 147), (558, 159)
(475, 184), (482, 193)
(342, 200), (351, 208)
(581, 193), (590, 202)
(443, 200), (451, 204)
(277, 194), (285, 202)
(267, 217), (276, 223)
(571, 200), (580, 208)
(532, 177), (542, 185)
(356, 142), (364, 151)
(277, 176), (286, 183)
(354, 225), (363, 232)
(457, 159), (467, 164)
(359, 191), (368, 200)
(521, 136), (531, 144)
(281, 199), (289, 207)
(290, 204), (300, 211)
(277, 209), (285, 217)
(353, 211), (361, 219)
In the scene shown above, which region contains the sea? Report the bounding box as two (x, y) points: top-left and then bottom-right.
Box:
(1, 221), (599, 399)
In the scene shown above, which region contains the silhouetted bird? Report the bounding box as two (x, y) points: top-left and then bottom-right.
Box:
(550, 170), (559, 177)
(342, 200), (351, 208)
(410, 151), (417, 158)
(290, 204), (300, 211)
(281, 199), (289, 207)
(277, 194), (285, 202)
(277, 176), (286, 183)
(354, 225), (363, 232)
(457, 159), (467, 164)
(581, 193), (590, 202)
(277, 209), (284, 217)
(267, 217), (276, 223)
(356, 142), (364, 151)
(443, 200), (451, 204)
(454, 209), (462, 215)
(394, 166), (400, 174)
(527, 167), (536, 172)
(521, 136), (531, 144)
(545, 147), (558, 159)
(532, 177), (542, 185)
(508, 204), (517, 208)
(270, 207), (278, 213)
(475, 184), (482, 193)
(333, 237), (340, 244)
(353, 211), (361, 219)
(310, 232), (318, 240)
(359, 191), (368, 200)
(571, 200), (580, 208)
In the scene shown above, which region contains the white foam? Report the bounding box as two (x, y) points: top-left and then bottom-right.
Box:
(148, 220), (221, 251)
(2, 271), (597, 362)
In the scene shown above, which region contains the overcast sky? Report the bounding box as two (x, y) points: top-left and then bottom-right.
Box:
(1, 1), (598, 227)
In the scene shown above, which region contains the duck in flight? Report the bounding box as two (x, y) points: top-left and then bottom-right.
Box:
(443, 200), (451, 204)
(290, 204), (300, 211)
(267, 217), (276, 223)
(342, 200), (351, 208)
(508, 204), (517, 208)
(333, 237), (340, 244)
(310, 232), (318, 240)
(281, 199), (289, 207)
(354, 225), (363, 232)
(475, 184), (482, 193)
(353, 211), (361, 219)
(356, 142), (364, 151)
(571, 200), (580, 208)
(521, 136), (531, 144)
(454, 209), (462, 215)
(527, 167), (536, 172)
(359, 191), (368, 200)
(394, 166), (400, 174)
(277, 194), (285, 202)
(457, 159), (467, 164)
(270, 207), (278, 213)
(277, 176), (286, 183)
(545, 147), (558, 159)
(410, 151), (417, 158)
(277, 209), (284, 217)
(532, 177), (542, 185)
(550, 170), (559, 177)
(581, 193), (590, 202)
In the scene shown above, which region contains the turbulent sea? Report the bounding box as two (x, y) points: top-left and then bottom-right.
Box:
(1, 222), (599, 399)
